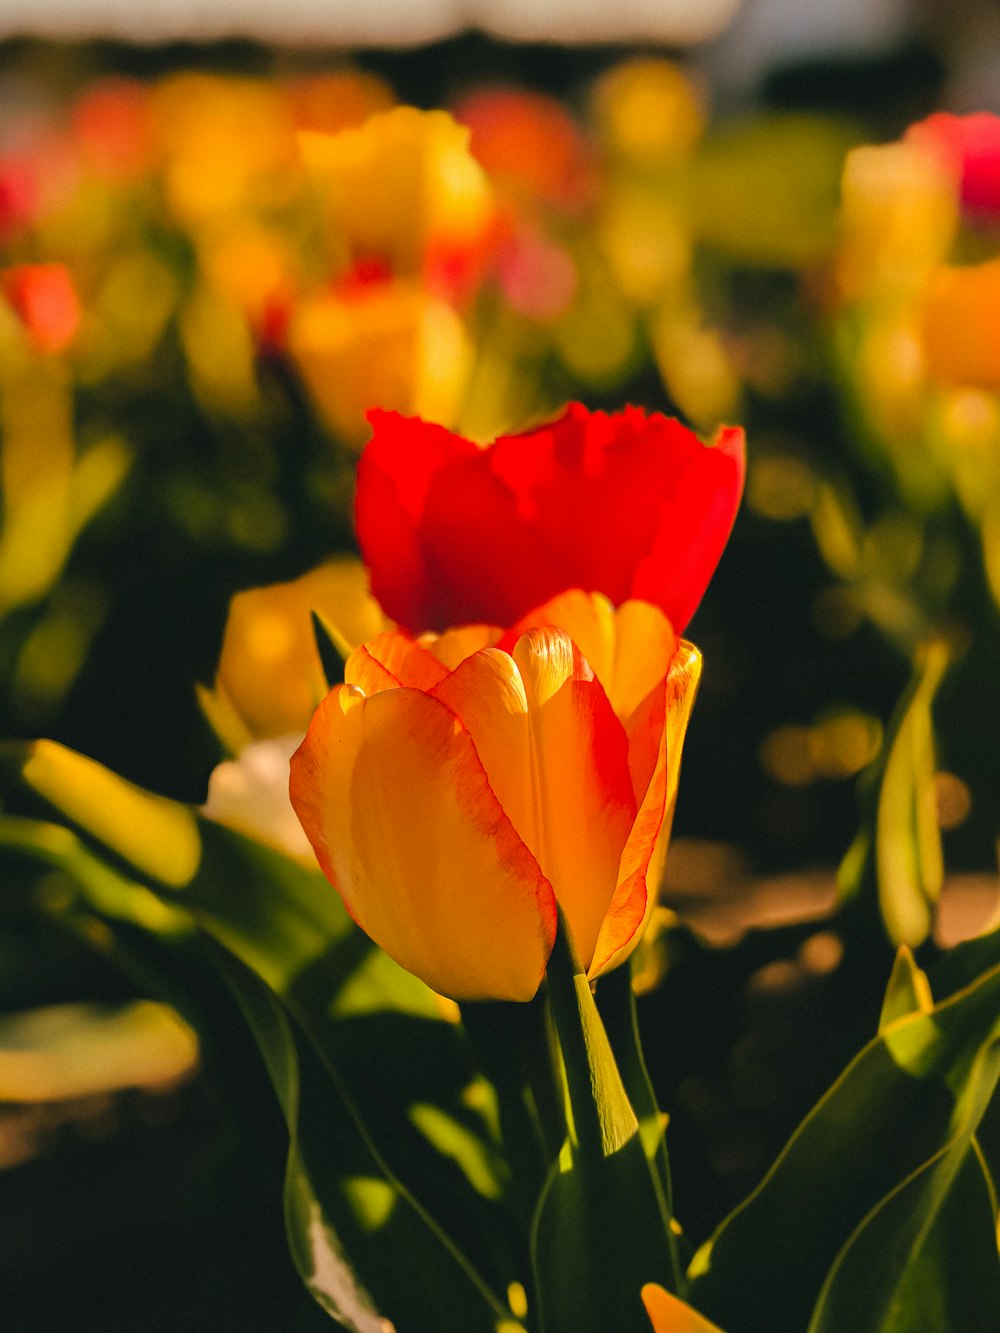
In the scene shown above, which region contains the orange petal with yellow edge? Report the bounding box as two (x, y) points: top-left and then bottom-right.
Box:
(590, 641), (701, 978)
(289, 683), (556, 1001)
(432, 628), (636, 972)
(641, 1283), (727, 1333)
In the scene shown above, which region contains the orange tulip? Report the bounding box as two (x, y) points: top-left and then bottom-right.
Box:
(641, 1283), (726, 1332)
(920, 258), (1000, 390)
(289, 591), (700, 1001)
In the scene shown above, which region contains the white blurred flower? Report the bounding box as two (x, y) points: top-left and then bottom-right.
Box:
(202, 733), (315, 865)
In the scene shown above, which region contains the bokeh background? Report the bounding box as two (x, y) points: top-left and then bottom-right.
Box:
(2, 2), (1000, 1328)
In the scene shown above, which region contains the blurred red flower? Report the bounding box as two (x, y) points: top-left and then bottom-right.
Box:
(453, 86), (596, 213)
(356, 402), (744, 633)
(2, 263), (81, 354)
(906, 112), (1000, 223)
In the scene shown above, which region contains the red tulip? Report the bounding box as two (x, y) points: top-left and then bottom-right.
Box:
(355, 402), (744, 634)
(906, 112), (1000, 224)
(2, 263), (80, 355)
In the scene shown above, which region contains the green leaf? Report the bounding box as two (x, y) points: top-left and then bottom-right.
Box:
(836, 642), (949, 949)
(806, 1110), (1000, 1333)
(532, 915), (678, 1333)
(461, 994), (566, 1224)
(687, 950), (1000, 1333)
(879, 946), (933, 1031)
(596, 961), (681, 1259)
(0, 741), (526, 1329)
(215, 943), (519, 1333)
(311, 610), (350, 688)
(875, 641), (948, 947)
(816, 941), (1000, 1333)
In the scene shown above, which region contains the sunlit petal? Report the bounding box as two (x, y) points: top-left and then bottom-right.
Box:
(290, 683), (555, 1001)
(591, 641), (701, 978)
(433, 628), (636, 971)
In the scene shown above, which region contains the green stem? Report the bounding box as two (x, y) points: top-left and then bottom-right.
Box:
(597, 962), (686, 1293)
(544, 910), (640, 1162)
(530, 912), (684, 1331)
(461, 991), (565, 1221)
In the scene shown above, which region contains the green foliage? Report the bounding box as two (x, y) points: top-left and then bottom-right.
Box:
(839, 641), (950, 947)
(2, 737), (998, 1333)
(531, 917), (679, 1333)
(0, 739), (524, 1331)
(687, 932), (1000, 1333)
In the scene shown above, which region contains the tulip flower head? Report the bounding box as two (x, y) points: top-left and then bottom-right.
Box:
(289, 591), (700, 1001)
(356, 402), (745, 635)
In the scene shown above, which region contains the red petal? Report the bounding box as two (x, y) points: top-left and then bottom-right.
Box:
(356, 404), (745, 634)
(355, 409), (478, 632)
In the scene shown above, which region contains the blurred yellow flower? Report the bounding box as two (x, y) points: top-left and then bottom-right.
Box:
(838, 140), (957, 303)
(591, 58), (704, 166)
(299, 105), (494, 289)
(198, 557), (390, 754)
(151, 74), (299, 227)
(286, 106), (495, 442)
(288, 280), (472, 445)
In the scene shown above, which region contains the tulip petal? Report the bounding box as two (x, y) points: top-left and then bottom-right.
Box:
(346, 625), (503, 696)
(357, 410), (478, 627)
(505, 592), (678, 800)
(290, 683), (555, 1001)
(590, 642), (701, 979)
(202, 558), (389, 750)
(346, 632), (451, 694)
(629, 424), (745, 633)
(432, 629), (636, 972)
(416, 623), (503, 669)
(358, 404), (745, 634)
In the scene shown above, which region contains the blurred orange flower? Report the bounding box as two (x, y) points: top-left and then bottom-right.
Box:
(286, 70), (395, 136)
(454, 86), (596, 213)
(921, 258), (1000, 389)
(72, 78), (155, 182)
